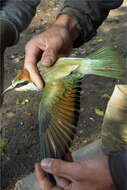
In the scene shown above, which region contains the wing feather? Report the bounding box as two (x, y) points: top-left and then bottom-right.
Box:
(39, 75), (81, 159)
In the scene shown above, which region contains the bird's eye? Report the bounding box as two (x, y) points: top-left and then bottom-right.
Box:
(15, 81), (29, 88)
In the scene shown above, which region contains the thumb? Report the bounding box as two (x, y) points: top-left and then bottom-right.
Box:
(41, 159), (82, 181)
(35, 163), (54, 190)
(41, 48), (57, 66)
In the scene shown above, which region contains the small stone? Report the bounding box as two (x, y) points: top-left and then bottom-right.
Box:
(20, 122), (24, 126)
(24, 99), (29, 103)
(80, 90), (84, 95)
(14, 57), (20, 63)
(83, 140), (87, 143)
(10, 55), (16, 59)
(89, 117), (95, 122)
(79, 130), (83, 134)
(6, 156), (10, 160)
(80, 108), (84, 112)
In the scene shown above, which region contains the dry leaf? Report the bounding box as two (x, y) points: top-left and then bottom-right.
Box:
(95, 108), (104, 116)
(0, 138), (7, 155)
(101, 93), (110, 99)
(6, 112), (15, 118)
(21, 99), (30, 105)
(16, 98), (20, 105)
(92, 39), (104, 45)
(24, 112), (32, 116)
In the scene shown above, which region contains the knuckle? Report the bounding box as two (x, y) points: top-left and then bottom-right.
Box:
(44, 48), (57, 59)
(51, 160), (61, 175)
(46, 34), (62, 46)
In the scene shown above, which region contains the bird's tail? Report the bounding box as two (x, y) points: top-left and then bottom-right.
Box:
(78, 46), (126, 80)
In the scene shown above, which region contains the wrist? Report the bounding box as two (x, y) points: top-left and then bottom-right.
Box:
(54, 14), (80, 43)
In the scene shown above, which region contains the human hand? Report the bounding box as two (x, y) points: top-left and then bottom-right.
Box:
(24, 14), (79, 88)
(35, 155), (116, 190)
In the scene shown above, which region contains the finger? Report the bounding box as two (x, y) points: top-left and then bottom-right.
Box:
(41, 159), (82, 181)
(41, 48), (57, 66)
(35, 163), (54, 190)
(24, 58), (44, 89)
(24, 46), (44, 88)
(55, 176), (70, 189)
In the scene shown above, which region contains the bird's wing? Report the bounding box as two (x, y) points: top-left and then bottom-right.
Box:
(38, 75), (81, 159)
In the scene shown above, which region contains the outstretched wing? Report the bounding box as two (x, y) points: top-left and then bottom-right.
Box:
(38, 75), (81, 159)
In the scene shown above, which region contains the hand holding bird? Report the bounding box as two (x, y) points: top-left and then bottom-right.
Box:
(2, 46), (125, 182)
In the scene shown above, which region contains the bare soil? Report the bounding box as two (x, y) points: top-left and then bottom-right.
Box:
(1, 1), (127, 189)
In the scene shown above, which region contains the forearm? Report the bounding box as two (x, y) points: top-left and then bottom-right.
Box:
(58, 0), (123, 47)
(0, 0), (40, 45)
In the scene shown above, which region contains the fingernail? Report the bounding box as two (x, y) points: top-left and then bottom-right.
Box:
(42, 56), (54, 66)
(41, 159), (52, 170)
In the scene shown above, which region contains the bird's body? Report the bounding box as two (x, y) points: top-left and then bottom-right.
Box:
(2, 46), (125, 178)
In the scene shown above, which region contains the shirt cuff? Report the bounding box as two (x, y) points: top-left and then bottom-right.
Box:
(0, 18), (19, 45)
(108, 148), (127, 190)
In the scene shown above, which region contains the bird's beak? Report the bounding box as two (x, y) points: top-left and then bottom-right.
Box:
(1, 84), (16, 96)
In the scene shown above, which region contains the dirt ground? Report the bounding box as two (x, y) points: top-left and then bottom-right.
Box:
(0, 1), (127, 189)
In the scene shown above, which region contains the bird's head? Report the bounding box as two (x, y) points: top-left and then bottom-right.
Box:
(2, 69), (40, 95)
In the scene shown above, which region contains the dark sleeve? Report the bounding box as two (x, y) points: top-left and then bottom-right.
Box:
(0, 0), (40, 44)
(59, 0), (124, 47)
(109, 148), (127, 190)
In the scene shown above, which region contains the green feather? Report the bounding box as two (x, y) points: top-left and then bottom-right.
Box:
(78, 46), (125, 79)
(38, 74), (81, 159)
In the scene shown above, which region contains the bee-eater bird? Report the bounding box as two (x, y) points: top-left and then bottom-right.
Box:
(2, 46), (125, 178)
